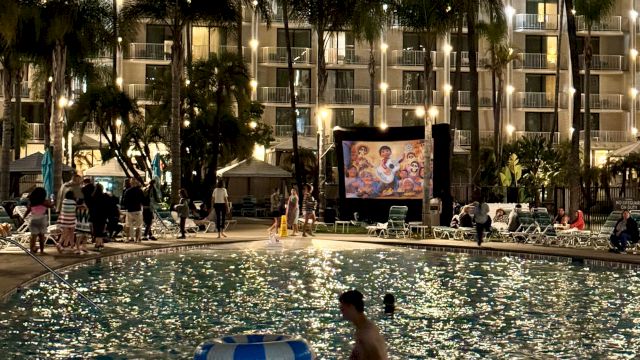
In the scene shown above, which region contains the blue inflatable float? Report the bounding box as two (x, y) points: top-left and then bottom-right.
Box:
(194, 334), (314, 360)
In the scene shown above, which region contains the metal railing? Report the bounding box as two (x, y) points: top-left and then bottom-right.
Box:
(515, 92), (565, 108)
(458, 91), (495, 108)
(28, 123), (44, 141)
(258, 87), (311, 104)
(388, 90), (424, 106)
(0, 82), (30, 98)
(73, 123), (102, 135)
(126, 43), (170, 61)
(260, 47), (312, 64)
(325, 48), (372, 65)
(579, 54), (623, 71)
(515, 52), (558, 70)
(580, 93), (623, 110)
(579, 130), (634, 143)
(576, 16), (622, 32)
(454, 130), (494, 147)
(515, 131), (560, 144)
(126, 84), (162, 101)
(442, 51), (489, 68)
(326, 89), (378, 105)
(390, 50), (429, 67)
(274, 125), (317, 137)
(432, 90), (444, 106)
(515, 14), (559, 31)
(192, 45), (247, 61)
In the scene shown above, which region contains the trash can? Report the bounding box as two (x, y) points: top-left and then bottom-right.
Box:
(324, 207), (336, 224)
(429, 198), (442, 226)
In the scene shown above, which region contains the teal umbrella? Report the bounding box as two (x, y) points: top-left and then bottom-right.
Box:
(41, 148), (54, 198)
(152, 154), (162, 181)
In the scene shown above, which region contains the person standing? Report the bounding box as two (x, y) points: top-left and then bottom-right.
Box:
(302, 184), (317, 237)
(122, 179), (144, 242)
(56, 174), (82, 212)
(270, 188), (280, 216)
(473, 200), (490, 246)
(56, 190), (77, 252)
(25, 187), (53, 254)
(74, 199), (91, 254)
(176, 188), (191, 239)
(339, 290), (389, 360)
(142, 180), (159, 241)
(81, 178), (95, 207)
(285, 188), (299, 236)
(211, 181), (229, 238)
(90, 183), (110, 250)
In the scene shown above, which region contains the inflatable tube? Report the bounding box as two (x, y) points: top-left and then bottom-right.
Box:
(194, 334), (314, 360)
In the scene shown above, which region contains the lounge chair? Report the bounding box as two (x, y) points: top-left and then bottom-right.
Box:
(240, 196), (257, 217)
(510, 211), (538, 243)
(379, 206), (410, 239)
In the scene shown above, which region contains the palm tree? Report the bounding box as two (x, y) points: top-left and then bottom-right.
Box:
(121, 0), (237, 203)
(350, 0), (387, 126)
(575, 0), (616, 207)
(564, 0), (583, 216)
(394, 0), (454, 225)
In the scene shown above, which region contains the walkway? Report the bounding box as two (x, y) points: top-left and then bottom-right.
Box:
(2, 222), (640, 300)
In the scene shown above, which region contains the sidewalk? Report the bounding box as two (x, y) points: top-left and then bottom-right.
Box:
(2, 222), (640, 300)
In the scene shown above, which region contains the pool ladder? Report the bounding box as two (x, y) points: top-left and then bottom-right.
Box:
(0, 237), (102, 312)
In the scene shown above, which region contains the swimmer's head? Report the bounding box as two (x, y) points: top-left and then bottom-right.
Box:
(340, 290), (365, 319)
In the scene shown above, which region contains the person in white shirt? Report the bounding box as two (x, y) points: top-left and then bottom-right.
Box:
(211, 181), (229, 238)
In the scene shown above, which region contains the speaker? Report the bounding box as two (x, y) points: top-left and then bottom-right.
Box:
(432, 124), (453, 226)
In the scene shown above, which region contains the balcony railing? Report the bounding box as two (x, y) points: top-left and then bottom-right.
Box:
(326, 89), (378, 105)
(274, 125), (317, 137)
(515, 131), (560, 144)
(260, 47), (312, 64)
(576, 16), (622, 33)
(454, 130), (494, 147)
(126, 43), (170, 61)
(258, 87), (311, 104)
(73, 122), (102, 135)
(458, 91), (495, 108)
(442, 51), (489, 68)
(192, 45), (248, 61)
(580, 94), (623, 111)
(325, 48), (372, 65)
(126, 84), (162, 101)
(579, 55), (623, 71)
(432, 90), (444, 106)
(515, 14), (559, 31)
(390, 50), (429, 67)
(515, 92), (566, 108)
(515, 53), (558, 70)
(0, 82), (30, 98)
(388, 90), (424, 106)
(580, 130), (634, 143)
(28, 123), (44, 142)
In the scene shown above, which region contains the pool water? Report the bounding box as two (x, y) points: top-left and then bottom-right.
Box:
(1, 242), (640, 359)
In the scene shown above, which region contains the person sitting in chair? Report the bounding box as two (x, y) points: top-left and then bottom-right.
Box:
(609, 210), (639, 253)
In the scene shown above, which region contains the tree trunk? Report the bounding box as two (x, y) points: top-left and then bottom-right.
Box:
(368, 42), (375, 126)
(43, 80), (52, 148)
(451, 17), (464, 129)
(492, 64), (498, 159)
(170, 31), (184, 204)
(209, 89), (223, 185)
(468, 0), (480, 195)
(52, 43), (67, 196)
(316, 30), (327, 107)
(583, 30), (592, 210)
(1, 66), (14, 200)
(551, 0), (565, 140)
(496, 75), (504, 166)
(282, 0), (305, 209)
(14, 68), (22, 160)
(565, 0), (582, 217)
(421, 35), (434, 225)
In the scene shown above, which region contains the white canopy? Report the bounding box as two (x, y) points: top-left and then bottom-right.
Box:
(609, 141), (640, 158)
(84, 159), (144, 178)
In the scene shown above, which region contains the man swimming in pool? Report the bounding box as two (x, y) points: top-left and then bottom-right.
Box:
(339, 290), (388, 360)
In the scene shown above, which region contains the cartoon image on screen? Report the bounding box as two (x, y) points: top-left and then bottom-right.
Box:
(342, 139), (426, 199)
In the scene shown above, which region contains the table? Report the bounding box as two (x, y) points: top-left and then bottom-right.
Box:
(409, 224), (430, 239)
(334, 220), (350, 233)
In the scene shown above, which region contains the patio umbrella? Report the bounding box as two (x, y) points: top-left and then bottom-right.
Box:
(151, 154), (162, 180)
(41, 148), (54, 198)
(610, 141), (640, 158)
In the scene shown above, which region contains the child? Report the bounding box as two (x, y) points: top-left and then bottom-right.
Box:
(301, 184), (317, 237)
(24, 187), (53, 254)
(56, 190), (77, 252)
(74, 199), (91, 254)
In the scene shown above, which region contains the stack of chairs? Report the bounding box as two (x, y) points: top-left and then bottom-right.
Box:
(510, 210), (538, 243)
(380, 206), (410, 239)
(529, 209), (556, 245)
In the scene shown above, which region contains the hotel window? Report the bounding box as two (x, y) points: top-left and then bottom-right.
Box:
(449, 34), (469, 52)
(525, 74), (555, 93)
(191, 26), (228, 60)
(327, 70), (355, 89)
(276, 69), (311, 88)
(578, 75), (600, 94)
(577, 37), (599, 55)
(146, 25), (172, 43)
(325, 31), (355, 63)
(402, 32), (435, 51)
(275, 108), (311, 135)
(457, 111), (472, 131)
(276, 29), (311, 48)
(525, 112), (556, 132)
(145, 65), (169, 84)
(332, 109), (355, 127)
(525, 0), (558, 16)
(402, 109), (423, 126)
(449, 72), (471, 91)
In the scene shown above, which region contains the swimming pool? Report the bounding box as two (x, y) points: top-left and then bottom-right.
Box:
(1, 241), (639, 359)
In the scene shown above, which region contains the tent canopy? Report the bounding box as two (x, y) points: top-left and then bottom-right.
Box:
(73, 134), (105, 150)
(84, 159), (144, 178)
(217, 159), (291, 178)
(609, 141), (640, 158)
(271, 137), (317, 151)
(10, 152), (74, 173)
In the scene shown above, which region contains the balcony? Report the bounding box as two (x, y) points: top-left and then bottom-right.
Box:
(274, 125), (317, 138)
(258, 87), (311, 104)
(125, 43), (170, 61)
(580, 130), (634, 143)
(515, 131), (560, 144)
(459, 91), (495, 109)
(454, 130), (494, 147)
(515, 92), (566, 109)
(515, 14), (559, 32)
(260, 47), (312, 65)
(325, 48), (372, 66)
(432, 90), (444, 106)
(438, 51), (489, 69)
(579, 55), (623, 72)
(126, 84), (163, 102)
(0, 82), (31, 99)
(326, 89), (378, 105)
(73, 122), (102, 135)
(27, 123), (45, 142)
(514, 53), (559, 71)
(388, 90), (424, 106)
(390, 50), (429, 67)
(576, 16), (622, 34)
(580, 94), (624, 112)
(192, 45), (248, 61)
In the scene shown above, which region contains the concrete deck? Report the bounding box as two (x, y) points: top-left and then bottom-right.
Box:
(2, 222), (640, 300)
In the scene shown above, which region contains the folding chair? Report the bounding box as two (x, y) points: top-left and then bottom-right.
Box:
(380, 206), (410, 239)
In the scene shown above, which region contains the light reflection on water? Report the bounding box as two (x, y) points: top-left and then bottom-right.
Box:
(1, 247), (639, 359)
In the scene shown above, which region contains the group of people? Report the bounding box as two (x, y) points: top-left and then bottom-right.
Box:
(268, 183), (318, 239)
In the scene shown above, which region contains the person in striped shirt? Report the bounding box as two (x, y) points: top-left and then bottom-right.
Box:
(302, 184), (316, 237)
(56, 191), (77, 252)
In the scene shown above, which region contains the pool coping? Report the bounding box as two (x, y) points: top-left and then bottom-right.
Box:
(3, 233), (640, 302)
